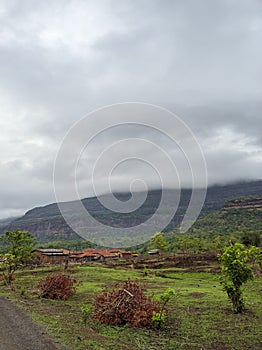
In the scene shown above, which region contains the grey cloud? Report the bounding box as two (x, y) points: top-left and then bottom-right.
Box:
(0, 0), (261, 217)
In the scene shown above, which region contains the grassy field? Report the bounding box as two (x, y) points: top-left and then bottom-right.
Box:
(0, 263), (261, 350)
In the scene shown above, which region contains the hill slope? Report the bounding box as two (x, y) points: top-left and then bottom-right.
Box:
(129, 196), (262, 253)
(1, 180), (262, 244)
(193, 207), (262, 238)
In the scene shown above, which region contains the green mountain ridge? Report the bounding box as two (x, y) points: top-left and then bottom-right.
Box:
(189, 199), (262, 238)
(128, 197), (262, 253)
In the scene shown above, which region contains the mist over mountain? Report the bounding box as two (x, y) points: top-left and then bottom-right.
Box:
(0, 216), (19, 228)
(1, 180), (262, 246)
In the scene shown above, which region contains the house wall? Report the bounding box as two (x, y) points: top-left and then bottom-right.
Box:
(34, 251), (68, 264)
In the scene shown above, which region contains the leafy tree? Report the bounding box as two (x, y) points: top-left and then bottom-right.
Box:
(38, 239), (95, 251)
(149, 232), (168, 252)
(172, 235), (203, 254)
(0, 230), (35, 285)
(218, 243), (260, 313)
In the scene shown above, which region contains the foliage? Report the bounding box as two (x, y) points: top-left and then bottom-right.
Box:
(0, 229), (36, 264)
(241, 231), (261, 247)
(92, 279), (161, 328)
(165, 207), (262, 254)
(218, 243), (260, 313)
(0, 253), (16, 285)
(170, 235), (208, 254)
(152, 309), (167, 328)
(39, 272), (77, 300)
(37, 239), (96, 251)
(81, 305), (91, 325)
(149, 232), (168, 252)
(153, 288), (175, 328)
(188, 207), (262, 242)
(246, 245), (262, 272)
(0, 230), (35, 285)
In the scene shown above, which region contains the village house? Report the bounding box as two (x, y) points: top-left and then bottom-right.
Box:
(69, 250), (99, 262)
(109, 248), (134, 259)
(82, 249), (118, 261)
(33, 249), (69, 264)
(33, 248), (136, 265)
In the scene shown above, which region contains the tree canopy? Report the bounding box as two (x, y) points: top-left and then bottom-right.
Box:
(149, 232), (168, 252)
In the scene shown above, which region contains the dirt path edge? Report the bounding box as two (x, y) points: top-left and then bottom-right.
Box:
(0, 296), (63, 350)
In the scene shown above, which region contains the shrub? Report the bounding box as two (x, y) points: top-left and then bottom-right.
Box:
(153, 288), (175, 328)
(92, 279), (161, 328)
(39, 273), (76, 300)
(218, 243), (260, 313)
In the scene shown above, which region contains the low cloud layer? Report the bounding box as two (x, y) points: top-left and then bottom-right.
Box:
(0, 0), (261, 218)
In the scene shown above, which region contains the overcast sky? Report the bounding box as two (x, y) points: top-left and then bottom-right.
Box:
(0, 0), (262, 218)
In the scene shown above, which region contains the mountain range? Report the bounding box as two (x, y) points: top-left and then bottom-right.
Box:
(1, 180), (262, 245)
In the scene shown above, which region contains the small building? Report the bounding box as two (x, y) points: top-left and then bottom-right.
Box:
(109, 248), (135, 259)
(33, 249), (69, 264)
(85, 249), (118, 260)
(69, 249), (119, 262)
(98, 251), (118, 260)
(33, 247), (137, 265)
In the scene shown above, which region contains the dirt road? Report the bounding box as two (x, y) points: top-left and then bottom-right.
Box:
(0, 296), (62, 350)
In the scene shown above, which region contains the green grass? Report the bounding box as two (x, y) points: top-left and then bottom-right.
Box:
(0, 263), (261, 350)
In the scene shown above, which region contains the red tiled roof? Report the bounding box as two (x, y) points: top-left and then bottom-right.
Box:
(100, 253), (117, 258)
(69, 249), (117, 259)
(109, 248), (126, 253)
(82, 249), (117, 257)
(61, 248), (135, 259)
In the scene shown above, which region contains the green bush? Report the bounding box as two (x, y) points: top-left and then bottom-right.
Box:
(218, 243), (260, 313)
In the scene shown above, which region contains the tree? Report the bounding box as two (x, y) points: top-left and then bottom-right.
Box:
(218, 242), (260, 313)
(0, 230), (35, 285)
(149, 232), (168, 252)
(173, 235), (203, 254)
